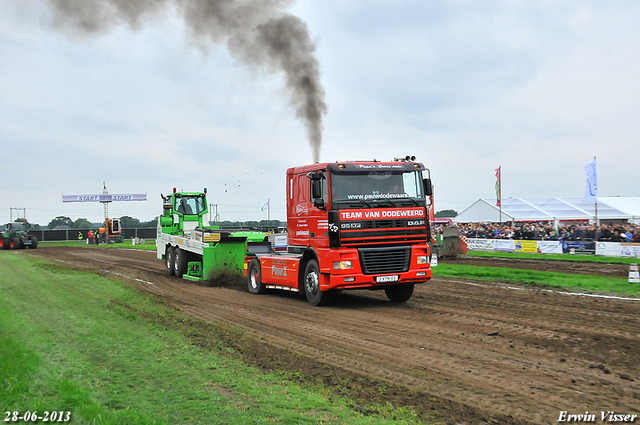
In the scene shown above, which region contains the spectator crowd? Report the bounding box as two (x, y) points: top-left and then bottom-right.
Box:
(444, 222), (640, 242)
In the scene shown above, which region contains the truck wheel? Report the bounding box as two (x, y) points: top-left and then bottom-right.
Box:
(303, 259), (332, 306)
(28, 236), (38, 249)
(166, 247), (176, 276)
(174, 247), (188, 278)
(385, 284), (414, 302)
(247, 258), (267, 294)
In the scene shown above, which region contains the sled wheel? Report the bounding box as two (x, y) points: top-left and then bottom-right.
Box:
(166, 247), (175, 276)
(174, 247), (188, 278)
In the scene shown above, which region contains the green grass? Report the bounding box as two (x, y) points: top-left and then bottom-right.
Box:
(467, 249), (640, 265)
(432, 263), (640, 297)
(0, 252), (423, 425)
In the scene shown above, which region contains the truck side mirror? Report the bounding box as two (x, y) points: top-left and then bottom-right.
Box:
(308, 172), (326, 210)
(311, 180), (325, 209)
(423, 178), (433, 197)
(311, 179), (322, 199)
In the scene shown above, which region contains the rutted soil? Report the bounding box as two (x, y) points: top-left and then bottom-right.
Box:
(25, 246), (640, 424)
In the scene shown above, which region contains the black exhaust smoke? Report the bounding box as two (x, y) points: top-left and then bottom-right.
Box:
(44, 0), (327, 163)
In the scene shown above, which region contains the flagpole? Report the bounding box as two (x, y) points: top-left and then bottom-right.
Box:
(594, 156), (598, 240)
(499, 166), (502, 224)
(268, 198), (271, 224)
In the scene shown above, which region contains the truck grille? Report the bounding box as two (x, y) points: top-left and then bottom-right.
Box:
(359, 246), (411, 275)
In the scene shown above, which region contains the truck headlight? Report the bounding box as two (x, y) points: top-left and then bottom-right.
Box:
(417, 255), (428, 264)
(333, 261), (353, 270)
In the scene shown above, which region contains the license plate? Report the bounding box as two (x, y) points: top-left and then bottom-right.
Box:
(376, 275), (399, 283)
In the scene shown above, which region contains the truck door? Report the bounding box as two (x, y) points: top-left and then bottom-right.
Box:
(287, 173), (310, 249)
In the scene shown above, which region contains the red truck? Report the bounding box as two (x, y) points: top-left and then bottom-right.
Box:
(245, 159), (433, 306)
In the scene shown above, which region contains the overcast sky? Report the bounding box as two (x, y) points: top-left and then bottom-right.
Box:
(1, 1), (639, 226)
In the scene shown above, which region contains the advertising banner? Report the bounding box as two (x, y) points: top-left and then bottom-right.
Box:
(467, 238), (495, 251)
(339, 207), (425, 220)
(494, 239), (515, 252)
(563, 240), (596, 255)
(537, 241), (563, 254)
(515, 240), (537, 253)
(596, 242), (622, 257)
(597, 242), (640, 258)
(620, 243), (640, 259)
(274, 234), (288, 249)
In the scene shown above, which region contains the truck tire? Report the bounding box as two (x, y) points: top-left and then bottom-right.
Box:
(174, 247), (188, 278)
(303, 259), (332, 306)
(166, 247), (176, 276)
(28, 236), (38, 249)
(385, 284), (414, 302)
(247, 258), (267, 294)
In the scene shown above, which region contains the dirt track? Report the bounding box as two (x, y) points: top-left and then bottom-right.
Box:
(25, 246), (640, 424)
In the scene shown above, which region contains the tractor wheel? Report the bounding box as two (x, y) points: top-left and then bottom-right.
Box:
(28, 236), (38, 249)
(385, 284), (414, 302)
(174, 247), (188, 278)
(0, 235), (8, 250)
(166, 247), (176, 276)
(303, 259), (332, 306)
(247, 258), (267, 294)
(9, 238), (21, 249)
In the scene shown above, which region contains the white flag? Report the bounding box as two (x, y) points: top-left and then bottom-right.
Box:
(261, 201), (269, 211)
(583, 157), (597, 203)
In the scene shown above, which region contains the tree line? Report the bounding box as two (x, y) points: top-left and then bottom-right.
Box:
(13, 209), (457, 231)
(13, 216), (159, 230)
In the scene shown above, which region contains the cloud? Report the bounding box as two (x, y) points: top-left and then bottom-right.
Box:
(1, 0), (639, 225)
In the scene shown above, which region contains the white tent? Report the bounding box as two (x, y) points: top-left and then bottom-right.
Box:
(454, 197), (640, 224)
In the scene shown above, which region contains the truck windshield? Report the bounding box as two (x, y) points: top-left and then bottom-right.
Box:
(175, 195), (206, 215)
(330, 170), (424, 205)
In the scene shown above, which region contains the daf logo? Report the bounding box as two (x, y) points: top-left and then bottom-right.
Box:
(408, 220), (425, 226)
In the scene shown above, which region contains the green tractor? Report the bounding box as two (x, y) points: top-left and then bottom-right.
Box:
(0, 222), (38, 250)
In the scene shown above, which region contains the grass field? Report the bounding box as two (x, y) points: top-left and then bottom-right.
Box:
(467, 249), (640, 265)
(431, 264), (640, 297)
(0, 252), (423, 425)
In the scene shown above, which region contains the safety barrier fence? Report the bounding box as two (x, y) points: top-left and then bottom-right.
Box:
(27, 228), (157, 242)
(466, 237), (640, 258)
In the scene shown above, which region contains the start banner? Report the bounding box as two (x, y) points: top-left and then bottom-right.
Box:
(63, 194), (147, 203)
